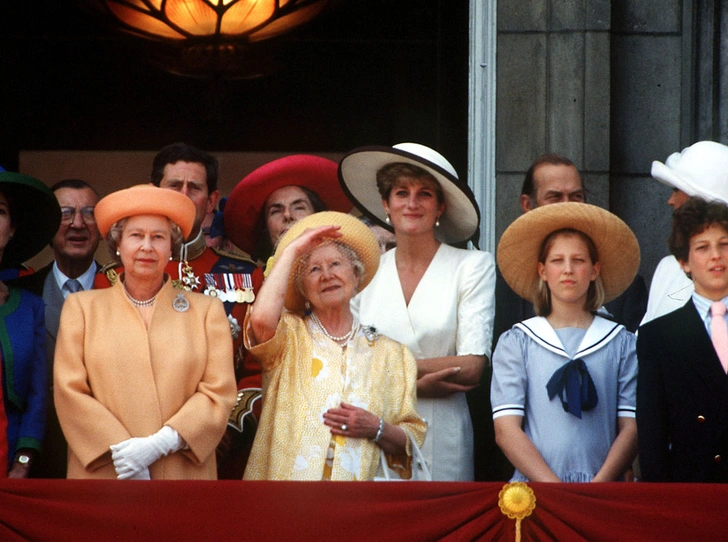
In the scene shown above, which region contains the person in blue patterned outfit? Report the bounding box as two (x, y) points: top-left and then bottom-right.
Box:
(0, 172), (60, 477)
(491, 202), (639, 482)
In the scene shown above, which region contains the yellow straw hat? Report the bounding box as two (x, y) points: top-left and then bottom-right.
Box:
(95, 184), (196, 239)
(269, 211), (381, 312)
(497, 202), (640, 304)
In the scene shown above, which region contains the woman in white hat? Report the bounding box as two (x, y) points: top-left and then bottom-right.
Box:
(642, 140), (728, 324)
(340, 143), (495, 481)
(54, 185), (237, 480)
(243, 211), (425, 480)
(491, 202), (639, 482)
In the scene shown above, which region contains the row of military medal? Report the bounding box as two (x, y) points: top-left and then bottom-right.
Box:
(203, 272), (255, 304)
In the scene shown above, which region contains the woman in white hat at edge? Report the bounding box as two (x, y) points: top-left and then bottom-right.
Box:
(340, 143), (495, 481)
(642, 140), (728, 325)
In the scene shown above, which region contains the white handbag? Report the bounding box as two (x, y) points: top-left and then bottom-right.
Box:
(375, 430), (432, 481)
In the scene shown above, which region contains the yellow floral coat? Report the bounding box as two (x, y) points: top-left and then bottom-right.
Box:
(243, 312), (426, 481)
(54, 278), (236, 479)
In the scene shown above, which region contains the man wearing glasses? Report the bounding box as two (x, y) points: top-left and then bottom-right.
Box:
(11, 178), (101, 478)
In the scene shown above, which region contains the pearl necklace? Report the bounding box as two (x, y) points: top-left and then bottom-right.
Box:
(124, 288), (157, 307)
(309, 312), (358, 343)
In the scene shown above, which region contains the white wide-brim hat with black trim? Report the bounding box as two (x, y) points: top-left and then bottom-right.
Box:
(497, 202), (640, 304)
(651, 141), (728, 204)
(338, 142), (481, 246)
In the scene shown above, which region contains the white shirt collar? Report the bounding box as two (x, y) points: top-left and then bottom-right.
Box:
(691, 291), (728, 336)
(53, 261), (97, 298)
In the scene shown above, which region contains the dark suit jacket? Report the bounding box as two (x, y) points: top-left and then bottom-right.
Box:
(637, 301), (728, 483)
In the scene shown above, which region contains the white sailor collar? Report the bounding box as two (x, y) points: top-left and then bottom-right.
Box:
(515, 315), (623, 359)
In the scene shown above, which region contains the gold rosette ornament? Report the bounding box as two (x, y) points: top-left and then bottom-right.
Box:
(498, 482), (536, 542)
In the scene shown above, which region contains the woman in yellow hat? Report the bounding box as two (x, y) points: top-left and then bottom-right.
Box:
(243, 211), (425, 480)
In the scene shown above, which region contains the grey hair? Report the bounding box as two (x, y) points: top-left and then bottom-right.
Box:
(293, 240), (365, 303)
(106, 216), (184, 262)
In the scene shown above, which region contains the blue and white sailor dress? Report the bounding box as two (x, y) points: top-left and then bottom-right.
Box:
(491, 315), (637, 482)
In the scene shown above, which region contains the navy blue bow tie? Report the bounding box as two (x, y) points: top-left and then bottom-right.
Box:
(546, 358), (598, 419)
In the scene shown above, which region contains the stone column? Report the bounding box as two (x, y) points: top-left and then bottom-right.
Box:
(495, 1), (611, 241)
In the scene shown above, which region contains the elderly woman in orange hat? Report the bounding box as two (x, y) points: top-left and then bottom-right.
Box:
(243, 211), (425, 481)
(54, 185), (237, 480)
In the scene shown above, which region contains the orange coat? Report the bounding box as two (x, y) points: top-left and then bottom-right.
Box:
(54, 278), (236, 479)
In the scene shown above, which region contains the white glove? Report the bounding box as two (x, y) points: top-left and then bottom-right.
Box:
(128, 468), (151, 480)
(110, 426), (185, 480)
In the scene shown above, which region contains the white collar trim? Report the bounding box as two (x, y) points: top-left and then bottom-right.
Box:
(515, 315), (623, 359)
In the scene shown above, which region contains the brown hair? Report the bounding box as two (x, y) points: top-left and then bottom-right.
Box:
(533, 228), (605, 316)
(375, 162), (445, 205)
(669, 196), (728, 263)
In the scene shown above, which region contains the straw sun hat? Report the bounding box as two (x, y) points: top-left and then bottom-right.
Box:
(268, 211), (380, 312)
(497, 202), (640, 304)
(338, 143), (481, 246)
(95, 184), (196, 239)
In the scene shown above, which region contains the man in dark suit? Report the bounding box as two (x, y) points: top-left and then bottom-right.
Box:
(10, 178), (101, 478)
(638, 197), (728, 482)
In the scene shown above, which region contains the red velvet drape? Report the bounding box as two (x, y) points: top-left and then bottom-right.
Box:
(0, 481), (726, 541)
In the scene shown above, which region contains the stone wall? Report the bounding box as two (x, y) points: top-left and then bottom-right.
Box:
(495, 0), (727, 286)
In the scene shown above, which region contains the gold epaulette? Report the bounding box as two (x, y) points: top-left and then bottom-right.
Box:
(99, 261), (122, 285)
(211, 246), (263, 267)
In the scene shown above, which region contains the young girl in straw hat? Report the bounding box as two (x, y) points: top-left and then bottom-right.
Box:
(491, 202), (639, 482)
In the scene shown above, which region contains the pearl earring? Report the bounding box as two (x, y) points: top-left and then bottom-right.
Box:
(435, 217), (440, 227)
(115, 250), (120, 256)
(385, 214), (391, 225)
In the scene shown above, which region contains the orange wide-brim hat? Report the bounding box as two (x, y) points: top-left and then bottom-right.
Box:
(223, 155), (353, 256)
(95, 184), (196, 239)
